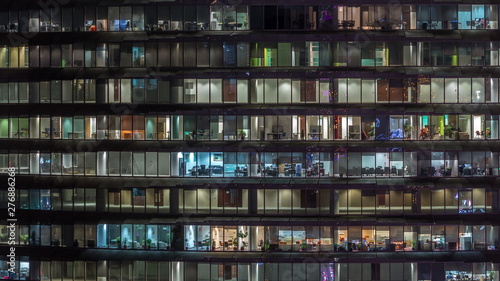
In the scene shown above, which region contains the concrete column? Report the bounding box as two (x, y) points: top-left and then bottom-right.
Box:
(335, 263), (341, 281)
(412, 188), (421, 214)
(249, 189), (257, 214)
(170, 261), (184, 281)
(170, 188), (179, 214)
(492, 190), (500, 213)
(332, 190), (340, 214)
(411, 262), (418, 281)
(96, 188), (106, 212)
(251, 263), (263, 281)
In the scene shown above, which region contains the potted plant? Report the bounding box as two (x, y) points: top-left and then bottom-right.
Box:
(444, 125), (452, 139)
(404, 123), (412, 139)
(116, 236), (121, 249)
(232, 237), (238, 251)
(368, 125), (375, 140)
(301, 242), (307, 252)
(122, 237), (128, 249)
(212, 239), (216, 251)
(238, 129), (246, 140)
(237, 231), (248, 250)
(259, 239), (265, 251)
(486, 127), (491, 138)
(146, 238), (152, 250)
(203, 235), (211, 251)
(20, 234), (29, 245)
(240, 241), (247, 251)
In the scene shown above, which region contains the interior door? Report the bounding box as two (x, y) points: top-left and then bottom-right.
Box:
(377, 80), (389, 101)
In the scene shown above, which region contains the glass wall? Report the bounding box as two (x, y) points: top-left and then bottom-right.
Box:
(2, 186), (497, 216)
(9, 41), (500, 69)
(2, 259), (500, 281)
(3, 4), (500, 33)
(1, 150), (500, 178)
(0, 114), (499, 142)
(2, 223), (499, 253)
(0, 77), (498, 105)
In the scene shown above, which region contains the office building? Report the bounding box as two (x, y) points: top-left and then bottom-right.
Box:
(0, 0), (500, 280)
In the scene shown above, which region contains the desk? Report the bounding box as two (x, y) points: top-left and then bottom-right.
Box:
(264, 168), (278, 177)
(458, 132), (470, 140)
(14, 131), (28, 138)
(308, 133), (321, 140)
(197, 22), (206, 30)
(474, 242), (486, 250)
(156, 24), (169, 31)
(68, 132), (83, 139)
(306, 169), (318, 176)
(224, 22), (242, 30)
(184, 21), (197, 31)
(210, 166), (223, 175)
(349, 132), (361, 139)
(196, 131), (210, 140)
(285, 168), (296, 177)
(267, 133), (284, 140)
(235, 169), (248, 177)
(156, 132), (169, 140)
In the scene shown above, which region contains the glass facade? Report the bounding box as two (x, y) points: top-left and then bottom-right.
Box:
(0, 78), (498, 104)
(1, 1), (499, 280)
(2, 3), (500, 33)
(4, 260), (499, 281)
(5, 42), (500, 68)
(1, 114), (500, 141)
(2, 223), (500, 252)
(2, 186), (498, 215)
(2, 150), (500, 178)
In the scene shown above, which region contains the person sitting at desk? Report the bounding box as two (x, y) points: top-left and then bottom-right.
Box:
(235, 166), (248, 176)
(264, 166), (278, 177)
(306, 166), (318, 176)
(295, 164), (302, 177)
